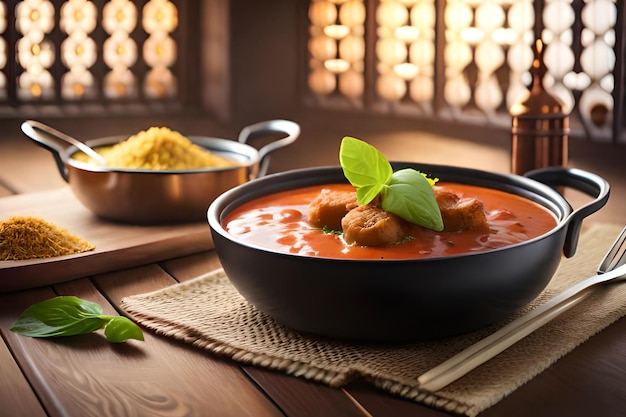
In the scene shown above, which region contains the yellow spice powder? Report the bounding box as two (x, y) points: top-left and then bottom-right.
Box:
(0, 216), (95, 261)
(93, 127), (235, 170)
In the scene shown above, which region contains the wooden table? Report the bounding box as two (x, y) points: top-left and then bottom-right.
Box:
(2, 124), (626, 417)
(3, 236), (626, 417)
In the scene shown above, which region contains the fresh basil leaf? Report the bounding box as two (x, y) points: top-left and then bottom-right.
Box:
(10, 315), (105, 338)
(340, 137), (392, 204)
(10, 296), (106, 337)
(10, 296), (143, 343)
(103, 316), (144, 343)
(382, 168), (444, 231)
(339, 136), (443, 231)
(21, 296), (104, 322)
(355, 184), (384, 205)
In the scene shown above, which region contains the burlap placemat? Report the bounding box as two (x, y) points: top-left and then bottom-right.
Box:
(121, 223), (625, 416)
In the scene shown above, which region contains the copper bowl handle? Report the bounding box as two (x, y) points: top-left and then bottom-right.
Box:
(238, 119), (301, 177)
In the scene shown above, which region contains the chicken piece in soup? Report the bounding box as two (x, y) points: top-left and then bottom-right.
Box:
(434, 186), (489, 232)
(308, 189), (357, 230)
(341, 205), (407, 247)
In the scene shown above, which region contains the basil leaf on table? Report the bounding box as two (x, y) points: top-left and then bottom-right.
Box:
(11, 296), (144, 343)
(104, 316), (145, 343)
(339, 136), (443, 231)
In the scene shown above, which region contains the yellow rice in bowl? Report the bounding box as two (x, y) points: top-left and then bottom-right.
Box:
(75, 127), (235, 170)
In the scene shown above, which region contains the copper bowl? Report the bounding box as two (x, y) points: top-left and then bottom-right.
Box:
(22, 119), (300, 224)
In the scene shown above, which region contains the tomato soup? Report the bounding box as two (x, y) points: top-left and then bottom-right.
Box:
(223, 183), (558, 260)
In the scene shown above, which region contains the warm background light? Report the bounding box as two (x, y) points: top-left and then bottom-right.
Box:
(306, 0), (618, 141)
(307, 0), (366, 101)
(376, 0), (435, 108)
(4, 0), (179, 102)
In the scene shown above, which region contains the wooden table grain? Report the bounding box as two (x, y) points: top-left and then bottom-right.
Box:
(4, 247), (626, 417)
(3, 121), (626, 417)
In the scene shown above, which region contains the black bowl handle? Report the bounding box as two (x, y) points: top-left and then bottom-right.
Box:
(238, 119), (301, 178)
(524, 166), (610, 257)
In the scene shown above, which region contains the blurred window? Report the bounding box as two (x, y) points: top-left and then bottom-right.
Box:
(305, 0), (624, 144)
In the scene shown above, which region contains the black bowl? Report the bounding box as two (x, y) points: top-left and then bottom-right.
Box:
(207, 163), (609, 342)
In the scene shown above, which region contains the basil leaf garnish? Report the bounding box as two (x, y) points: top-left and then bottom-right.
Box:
(339, 137), (443, 231)
(11, 296), (143, 343)
(340, 136), (392, 205)
(382, 169), (443, 231)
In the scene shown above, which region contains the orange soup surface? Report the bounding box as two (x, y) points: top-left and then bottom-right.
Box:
(223, 183), (558, 260)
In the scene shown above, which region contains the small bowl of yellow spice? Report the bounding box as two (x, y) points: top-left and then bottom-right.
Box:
(21, 120), (300, 224)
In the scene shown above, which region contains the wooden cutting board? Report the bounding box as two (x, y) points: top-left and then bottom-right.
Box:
(0, 187), (214, 293)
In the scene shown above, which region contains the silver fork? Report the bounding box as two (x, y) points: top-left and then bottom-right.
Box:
(417, 226), (626, 392)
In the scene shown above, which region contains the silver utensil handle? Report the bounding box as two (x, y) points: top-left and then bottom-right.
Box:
(22, 120), (107, 165)
(417, 265), (626, 392)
